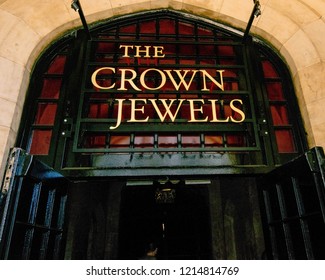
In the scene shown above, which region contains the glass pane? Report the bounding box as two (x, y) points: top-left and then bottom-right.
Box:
(204, 135), (223, 147)
(262, 60), (279, 78)
(46, 55), (66, 74)
(40, 78), (62, 99)
(88, 103), (109, 118)
(217, 46), (234, 56)
(270, 105), (289, 125)
(110, 135), (130, 148)
(120, 25), (136, 33)
(30, 130), (52, 155)
(159, 19), (175, 34)
(134, 135), (154, 148)
(178, 22), (194, 35)
(275, 129), (296, 153)
(84, 134), (106, 148)
(34, 103), (57, 125)
(96, 42), (115, 53)
(158, 135), (177, 148)
(182, 135), (200, 147)
(266, 82), (285, 100)
(227, 134), (246, 147)
(140, 21), (156, 33)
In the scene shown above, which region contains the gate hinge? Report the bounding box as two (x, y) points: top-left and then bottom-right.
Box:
(306, 150), (319, 172)
(1, 148), (33, 195)
(305, 147), (325, 173)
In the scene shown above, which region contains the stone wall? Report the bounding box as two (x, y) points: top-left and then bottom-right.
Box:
(1, 0), (325, 178)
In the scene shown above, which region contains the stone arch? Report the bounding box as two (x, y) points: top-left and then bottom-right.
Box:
(1, 0), (325, 177)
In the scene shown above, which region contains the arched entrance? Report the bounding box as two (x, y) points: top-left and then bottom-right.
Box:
(2, 10), (324, 260)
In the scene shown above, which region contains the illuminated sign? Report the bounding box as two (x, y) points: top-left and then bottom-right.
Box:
(91, 45), (246, 130)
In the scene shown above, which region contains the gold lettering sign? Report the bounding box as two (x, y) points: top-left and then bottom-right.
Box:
(90, 45), (246, 130)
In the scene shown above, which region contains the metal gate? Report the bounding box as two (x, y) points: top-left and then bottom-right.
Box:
(0, 148), (69, 259)
(259, 147), (325, 259)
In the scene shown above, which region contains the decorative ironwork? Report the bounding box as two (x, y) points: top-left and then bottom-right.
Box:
(155, 188), (176, 204)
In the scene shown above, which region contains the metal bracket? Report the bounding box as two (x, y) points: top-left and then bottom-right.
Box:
(242, 0), (262, 43)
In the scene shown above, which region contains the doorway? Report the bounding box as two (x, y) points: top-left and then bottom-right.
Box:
(118, 180), (213, 260)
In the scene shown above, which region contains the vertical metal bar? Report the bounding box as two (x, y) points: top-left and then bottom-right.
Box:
(312, 172), (325, 222)
(39, 188), (56, 260)
(291, 177), (314, 259)
(53, 192), (67, 259)
(22, 182), (42, 259)
(242, 1), (261, 43)
(306, 148), (325, 222)
(276, 183), (295, 259)
(262, 189), (279, 259)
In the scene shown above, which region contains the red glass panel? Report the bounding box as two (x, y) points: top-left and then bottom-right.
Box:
(218, 46), (234, 56)
(159, 19), (175, 34)
(180, 44), (195, 55)
(224, 82), (239, 91)
(46, 55), (66, 74)
(179, 59), (196, 65)
(140, 21), (156, 33)
(40, 78), (62, 99)
(158, 135), (177, 148)
(134, 135), (154, 148)
(205, 135), (223, 147)
(275, 129), (296, 153)
(219, 58), (237, 65)
(120, 25), (136, 33)
(84, 135), (106, 148)
(34, 103), (57, 125)
(110, 135), (130, 148)
(96, 42), (115, 53)
(262, 60), (279, 78)
(29, 130), (52, 155)
(182, 136), (200, 147)
(95, 54), (114, 63)
(227, 134), (246, 147)
(178, 22), (194, 35)
(270, 105), (289, 125)
(266, 82), (285, 100)
(197, 27), (213, 37)
(88, 103), (109, 118)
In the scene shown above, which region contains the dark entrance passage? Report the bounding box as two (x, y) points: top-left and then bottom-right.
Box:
(118, 181), (213, 260)
(59, 177), (265, 260)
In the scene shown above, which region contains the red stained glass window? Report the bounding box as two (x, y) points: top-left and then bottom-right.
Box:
(84, 134), (107, 149)
(46, 55), (66, 74)
(29, 130), (53, 155)
(261, 58), (297, 153)
(34, 103), (57, 125)
(159, 135), (177, 148)
(270, 105), (289, 125)
(275, 130), (296, 153)
(266, 82), (285, 100)
(134, 135), (154, 148)
(88, 103), (109, 118)
(159, 19), (175, 34)
(110, 135), (130, 148)
(40, 79), (62, 99)
(29, 52), (67, 155)
(262, 61), (279, 78)
(182, 135), (200, 147)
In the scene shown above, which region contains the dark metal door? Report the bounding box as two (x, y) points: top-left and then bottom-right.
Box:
(0, 148), (69, 259)
(259, 147), (325, 259)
